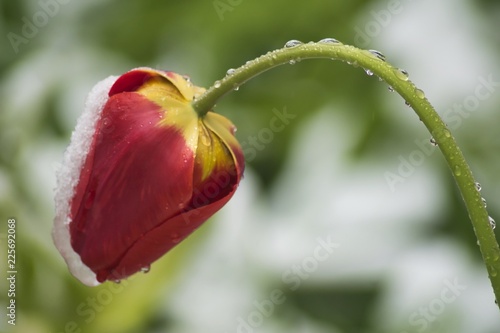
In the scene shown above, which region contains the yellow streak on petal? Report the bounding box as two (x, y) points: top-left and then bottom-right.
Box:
(203, 112), (241, 164)
(196, 119), (234, 182)
(137, 77), (199, 152)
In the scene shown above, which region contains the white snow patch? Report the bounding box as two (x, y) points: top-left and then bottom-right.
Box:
(52, 75), (118, 286)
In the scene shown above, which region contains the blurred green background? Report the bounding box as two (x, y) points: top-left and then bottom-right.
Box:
(1, 0), (500, 332)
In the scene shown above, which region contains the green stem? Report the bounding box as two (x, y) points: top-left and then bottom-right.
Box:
(192, 40), (500, 306)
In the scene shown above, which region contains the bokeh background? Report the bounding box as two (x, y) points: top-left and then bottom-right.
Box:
(1, 0), (500, 332)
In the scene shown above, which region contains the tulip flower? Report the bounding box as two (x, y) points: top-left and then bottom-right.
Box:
(53, 68), (244, 286)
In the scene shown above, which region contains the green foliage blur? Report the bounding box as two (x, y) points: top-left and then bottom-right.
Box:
(1, 0), (500, 332)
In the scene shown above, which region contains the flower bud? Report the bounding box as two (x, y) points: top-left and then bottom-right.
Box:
(53, 68), (244, 286)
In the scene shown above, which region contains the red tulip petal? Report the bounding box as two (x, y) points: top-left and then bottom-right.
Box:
(70, 92), (197, 282)
(104, 190), (236, 280)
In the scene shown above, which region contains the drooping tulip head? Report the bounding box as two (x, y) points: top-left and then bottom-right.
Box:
(53, 68), (244, 286)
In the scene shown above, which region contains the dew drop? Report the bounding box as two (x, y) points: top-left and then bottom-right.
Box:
(141, 265), (151, 273)
(364, 69), (374, 76)
(475, 182), (482, 192)
(482, 197), (487, 208)
(318, 38), (341, 45)
(405, 100), (411, 107)
(233, 85), (240, 91)
(368, 49), (386, 61)
(388, 86), (394, 92)
(284, 39), (303, 48)
(430, 137), (438, 146)
(289, 59), (296, 65)
(394, 68), (409, 81)
(454, 165), (462, 176)
(171, 233), (181, 244)
(214, 80), (221, 88)
(443, 130), (451, 138)
(114, 279), (121, 284)
(490, 216), (496, 230)
(226, 68), (236, 76)
(415, 88), (425, 99)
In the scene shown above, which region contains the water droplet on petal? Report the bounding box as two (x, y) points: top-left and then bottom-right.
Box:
(318, 38), (341, 45)
(284, 39), (303, 48)
(171, 233), (181, 244)
(141, 265), (151, 273)
(226, 68), (236, 76)
(475, 182), (482, 191)
(394, 68), (409, 81)
(364, 69), (374, 76)
(482, 197), (487, 208)
(415, 88), (425, 99)
(114, 279), (121, 284)
(430, 137), (438, 146)
(368, 49), (386, 61)
(489, 216), (496, 230)
(214, 80), (221, 88)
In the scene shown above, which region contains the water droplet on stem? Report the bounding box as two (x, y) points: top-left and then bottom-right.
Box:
(394, 68), (409, 81)
(489, 216), (496, 230)
(284, 39), (303, 48)
(415, 88), (425, 99)
(318, 38), (341, 45)
(368, 49), (386, 61)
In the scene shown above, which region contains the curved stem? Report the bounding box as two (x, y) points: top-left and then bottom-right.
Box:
(192, 41), (500, 306)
